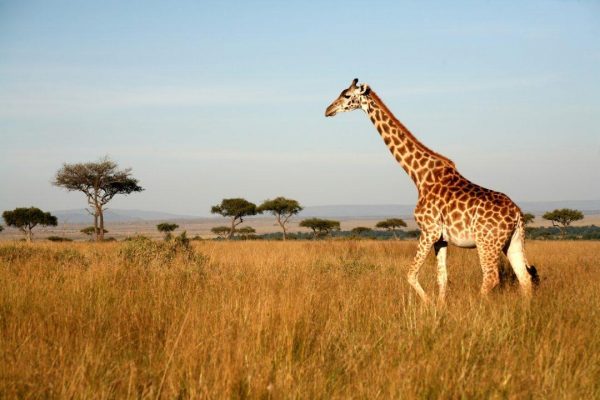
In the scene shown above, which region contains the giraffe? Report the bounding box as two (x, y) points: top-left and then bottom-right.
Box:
(325, 79), (539, 304)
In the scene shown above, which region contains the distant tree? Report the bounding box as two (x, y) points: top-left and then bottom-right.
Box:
(375, 218), (407, 239)
(210, 198), (259, 240)
(2, 207), (58, 242)
(236, 226), (256, 240)
(351, 226), (372, 237)
(523, 213), (535, 226)
(156, 222), (179, 240)
(0, 225), (3, 233)
(211, 226), (231, 240)
(80, 226), (108, 237)
(299, 218), (340, 238)
(258, 197), (303, 240)
(543, 208), (584, 237)
(53, 157), (143, 241)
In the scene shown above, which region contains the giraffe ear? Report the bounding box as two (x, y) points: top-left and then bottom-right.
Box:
(359, 84), (371, 95)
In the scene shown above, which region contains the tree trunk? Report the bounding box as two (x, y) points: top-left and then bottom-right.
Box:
(228, 218), (236, 240)
(277, 216), (287, 241)
(99, 209), (105, 241)
(26, 227), (32, 243)
(93, 212), (99, 241)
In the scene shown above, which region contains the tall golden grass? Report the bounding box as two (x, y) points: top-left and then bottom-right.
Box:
(0, 239), (599, 398)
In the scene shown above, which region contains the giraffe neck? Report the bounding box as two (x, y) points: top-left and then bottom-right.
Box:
(363, 91), (456, 189)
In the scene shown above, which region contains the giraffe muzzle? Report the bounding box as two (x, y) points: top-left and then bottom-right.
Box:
(325, 105), (337, 117)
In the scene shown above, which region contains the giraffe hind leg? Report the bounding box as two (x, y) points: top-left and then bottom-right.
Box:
(476, 243), (501, 295)
(434, 239), (448, 304)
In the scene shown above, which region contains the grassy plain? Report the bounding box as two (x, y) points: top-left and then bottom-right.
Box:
(1, 240), (599, 399)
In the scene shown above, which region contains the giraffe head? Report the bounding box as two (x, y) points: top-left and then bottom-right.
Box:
(325, 78), (371, 117)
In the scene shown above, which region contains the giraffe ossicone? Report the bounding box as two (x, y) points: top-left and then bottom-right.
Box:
(325, 78), (539, 303)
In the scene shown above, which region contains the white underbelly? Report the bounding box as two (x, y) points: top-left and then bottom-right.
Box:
(442, 227), (476, 248)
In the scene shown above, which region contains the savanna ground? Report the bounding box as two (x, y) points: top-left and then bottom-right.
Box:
(0, 239), (599, 399)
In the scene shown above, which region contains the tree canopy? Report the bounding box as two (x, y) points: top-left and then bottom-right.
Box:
(299, 218), (340, 238)
(523, 213), (535, 226)
(156, 223), (179, 233)
(156, 223), (179, 240)
(375, 218), (407, 239)
(236, 226), (256, 239)
(258, 197), (303, 240)
(53, 157), (143, 241)
(2, 207), (58, 242)
(211, 198), (258, 239)
(543, 208), (584, 236)
(351, 226), (373, 236)
(211, 226), (231, 240)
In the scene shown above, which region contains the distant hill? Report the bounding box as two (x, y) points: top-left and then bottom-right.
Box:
(516, 200), (600, 215)
(300, 204), (416, 218)
(52, 200), (600, 223)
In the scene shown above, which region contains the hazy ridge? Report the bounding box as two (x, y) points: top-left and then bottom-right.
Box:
(52, 199), (600, 223)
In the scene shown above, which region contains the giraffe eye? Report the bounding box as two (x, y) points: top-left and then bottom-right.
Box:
(343, 94), (350, 99)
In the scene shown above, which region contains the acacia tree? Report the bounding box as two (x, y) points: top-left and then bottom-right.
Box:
(299, 218), (340, 238)
(258, 197), (303, 240)
(211, 226), (231, 240)
(375, 218), (407, 239)
(351, 226), (372, 237)
(156, 223), (179, 240)
(210, 198), (258, 240)
(2, 207), (58, 242)
(543, 208), (584, 237)
(523, 213), (535, 226)
(53, 157), (143, 241)
(236, 226), (256, 240)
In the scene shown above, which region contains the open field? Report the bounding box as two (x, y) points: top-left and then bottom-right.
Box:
(1, 240), (599, 398)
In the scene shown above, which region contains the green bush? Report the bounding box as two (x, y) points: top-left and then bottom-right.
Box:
(47, 236), (73, 242)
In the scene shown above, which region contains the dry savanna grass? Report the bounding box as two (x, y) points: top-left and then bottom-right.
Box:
(0, 239), (599, 399)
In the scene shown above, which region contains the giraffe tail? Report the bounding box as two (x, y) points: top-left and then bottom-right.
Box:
(516, 214), (540, 287)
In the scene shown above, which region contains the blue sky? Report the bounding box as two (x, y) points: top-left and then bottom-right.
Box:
(1, 1), (599, 216)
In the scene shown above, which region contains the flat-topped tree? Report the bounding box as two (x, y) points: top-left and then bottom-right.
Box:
(375, 218), (407, 239)
(211, 226), (231, 240)
(299, 218), (340, 239)
(2, 207), (57, 242)
(351, 226), (372, 237)
(523, 213), (535, 226)
(156, 223), (179, 240)
(236, 226), (256, 240)
(210, 198), (258, 240)
(543, 208), (583, 237)
(258, 197), (303, 240)
(53, 157), (143, 241)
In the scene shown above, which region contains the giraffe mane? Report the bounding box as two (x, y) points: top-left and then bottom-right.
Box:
(369, 91), (456, 168)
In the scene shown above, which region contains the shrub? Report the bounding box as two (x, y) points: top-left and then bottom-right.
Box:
(119, 232), (206, 269)
(47, 236), (73, 242)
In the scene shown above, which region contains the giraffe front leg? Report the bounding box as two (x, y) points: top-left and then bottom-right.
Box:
(434, 240), (448, 305)
(407, 230), (440, 304)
